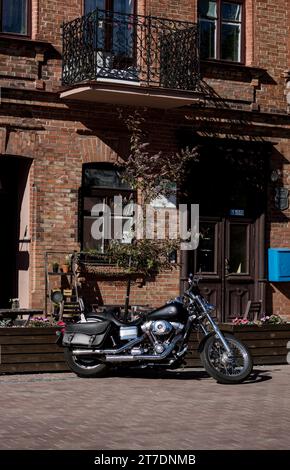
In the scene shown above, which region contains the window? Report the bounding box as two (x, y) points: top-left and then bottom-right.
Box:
(85, 0), (135, 15)
(81, 164), (136, 252)
(84, 0), (135, 58)
(198, 0), (243, 62)
(1, 0), (30, 36)
(84, 0), (134, 16)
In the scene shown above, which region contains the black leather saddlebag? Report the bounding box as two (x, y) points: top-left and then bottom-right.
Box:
(62, 321), (110, 348)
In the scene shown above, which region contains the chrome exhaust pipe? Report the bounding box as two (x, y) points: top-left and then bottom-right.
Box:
(72, 335), (145, 356)
(72, 334), (183, 362)
(105, 334), (183, 363)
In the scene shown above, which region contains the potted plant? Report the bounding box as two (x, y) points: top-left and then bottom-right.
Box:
(61, 255), (72, 273)
(9, 298), (20, 309)
(52, 262), (59, 273)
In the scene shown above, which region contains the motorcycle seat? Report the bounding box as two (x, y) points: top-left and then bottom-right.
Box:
(66, 320), (110, 335)
(91, 309), (145, 327)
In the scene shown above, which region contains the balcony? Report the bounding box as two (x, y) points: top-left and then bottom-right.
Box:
(60, 9), (200, 109)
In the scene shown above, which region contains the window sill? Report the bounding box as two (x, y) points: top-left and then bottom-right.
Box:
(0, 34), (52, 49)
(201, 59), (266, 76)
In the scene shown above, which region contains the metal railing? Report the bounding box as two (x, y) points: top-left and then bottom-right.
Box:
(62, 9), (200, 91)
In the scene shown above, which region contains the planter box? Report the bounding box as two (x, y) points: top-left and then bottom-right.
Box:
(186, 324), (290, 368)
(220, 323), (290, 365)
(1, 324), (290, 374)
(0, 328), (69, 374)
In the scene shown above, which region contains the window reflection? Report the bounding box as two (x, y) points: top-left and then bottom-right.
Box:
(229, 225), (248, 273)
(196, 222), (216, 273)
(82, 165), (135, 252)
(221, 23), (241, 61)
(2, 0), (28, 35)
(222, 2), (241, 21)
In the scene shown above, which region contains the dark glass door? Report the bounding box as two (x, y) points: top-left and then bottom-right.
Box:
(193, 217), (255, 322)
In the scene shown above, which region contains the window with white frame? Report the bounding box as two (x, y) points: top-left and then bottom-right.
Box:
(81, 164), (136, 252)
(199, 0), (243, 62)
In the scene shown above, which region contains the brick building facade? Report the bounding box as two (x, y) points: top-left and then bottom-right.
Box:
(0, 0), (290, 321)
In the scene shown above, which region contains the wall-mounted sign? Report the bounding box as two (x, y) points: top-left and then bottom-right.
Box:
(275, 188), (289, 211)
(229, 209), (245, 217)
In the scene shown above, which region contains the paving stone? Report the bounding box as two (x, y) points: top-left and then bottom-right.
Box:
(0, 366), (289, 450)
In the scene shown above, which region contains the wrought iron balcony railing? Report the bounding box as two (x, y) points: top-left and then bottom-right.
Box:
(62, 9), (200, 91)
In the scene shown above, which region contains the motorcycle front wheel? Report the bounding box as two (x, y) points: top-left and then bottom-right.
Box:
(64, 348), (108, 378)
(200, 333), (253, 384)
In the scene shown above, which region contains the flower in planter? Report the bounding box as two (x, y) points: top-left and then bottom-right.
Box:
(29, 317), (57, 328)
(57, 321), (66, 334)
(232, 317), (251, 325)
(232, 313), (288, 326)
(261, 314), (287, 325)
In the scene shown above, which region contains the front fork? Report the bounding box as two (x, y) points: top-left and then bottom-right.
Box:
(179, 312), (232, 356)
(203, 313), (232, 355)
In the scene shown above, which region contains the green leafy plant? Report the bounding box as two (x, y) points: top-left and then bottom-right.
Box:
(52, 262), (59, 273)
(107, 239), (179, 278)
(118, 109), (199, 204)
(0, 319), (13, 328)
(260, 314), (287, 325)
(9, 298), (19, 309)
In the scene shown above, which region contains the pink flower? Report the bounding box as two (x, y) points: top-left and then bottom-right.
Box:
(57, 321), (66, 334)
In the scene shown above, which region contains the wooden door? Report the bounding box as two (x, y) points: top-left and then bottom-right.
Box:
(192, 217), (256, 322)
(224, 218), (255, 321)
(181, 138), (269, 322)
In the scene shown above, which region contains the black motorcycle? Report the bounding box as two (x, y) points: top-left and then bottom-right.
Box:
(59, 275), (253, 384)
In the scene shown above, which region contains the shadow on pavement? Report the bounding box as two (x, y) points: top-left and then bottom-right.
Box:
(109, 368), (210, 380)
(243, 368), (273, 384)
(106, 367), (273, 383)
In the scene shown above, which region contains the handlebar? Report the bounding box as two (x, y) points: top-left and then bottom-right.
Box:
(187, 273), (202, 290)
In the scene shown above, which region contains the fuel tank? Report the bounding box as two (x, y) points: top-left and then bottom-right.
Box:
(147, 301), (187, 321)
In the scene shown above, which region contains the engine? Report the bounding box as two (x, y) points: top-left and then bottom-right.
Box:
(151, 320), (173, 336)
(140, 320), (184, 354)
(141, 320), (183, 336)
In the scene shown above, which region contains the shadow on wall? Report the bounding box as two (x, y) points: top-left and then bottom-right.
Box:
(266, 283), (290, 316)
(265, 146), (290, 315)
(200, 61), (277, 85)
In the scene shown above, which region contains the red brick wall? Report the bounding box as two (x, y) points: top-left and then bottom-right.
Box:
(149, 0), (197, 21)
(245, 0), (254, 65)
(0, 1), (290, 317)
(267, 138), (290, 317)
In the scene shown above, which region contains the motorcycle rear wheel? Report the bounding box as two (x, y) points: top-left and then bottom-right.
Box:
(64, 347), (108, 378)
(200, 333), (253, 384)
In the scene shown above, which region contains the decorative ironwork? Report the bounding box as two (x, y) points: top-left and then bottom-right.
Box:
(62, 9), (200, 91)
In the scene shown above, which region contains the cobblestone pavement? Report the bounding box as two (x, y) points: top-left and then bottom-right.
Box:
(0, 365), (289, 450)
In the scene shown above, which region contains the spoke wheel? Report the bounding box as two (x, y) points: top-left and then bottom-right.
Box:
(200, 333), (253, 384)
(64, 348), (107, 378)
